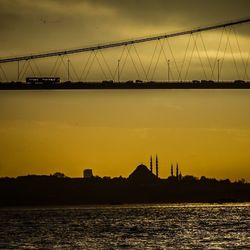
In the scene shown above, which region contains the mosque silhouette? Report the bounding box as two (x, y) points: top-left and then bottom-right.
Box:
(127, 155), (181, 183)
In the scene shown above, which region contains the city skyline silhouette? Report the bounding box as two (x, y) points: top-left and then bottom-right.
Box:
(1, 160), (249, 206)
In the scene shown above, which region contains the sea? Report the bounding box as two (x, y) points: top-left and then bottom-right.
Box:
(0, 203), (249, 249)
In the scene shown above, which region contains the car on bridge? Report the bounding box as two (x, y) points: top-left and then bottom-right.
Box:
(234, 80), (245, 84)
(192, 80), (200, 84)
(102, 80), (114, 84)
(135, 80), (143, 83)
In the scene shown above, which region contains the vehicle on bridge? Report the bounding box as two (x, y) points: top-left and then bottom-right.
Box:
(192, 80), (200, 84)
(200, 80), (215, 83)
(102, 80), (114, 84)
(26, 77), (60, 84)
(135, 80), (143, 83)
(234, 80), (245, 84)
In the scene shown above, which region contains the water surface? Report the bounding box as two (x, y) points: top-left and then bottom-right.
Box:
(0, 203), (249, 249)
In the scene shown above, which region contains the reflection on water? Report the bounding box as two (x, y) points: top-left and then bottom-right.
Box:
(0, 204), (249, 249)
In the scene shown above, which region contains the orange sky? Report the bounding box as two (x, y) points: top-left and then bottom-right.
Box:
(0, 90), (250, 181)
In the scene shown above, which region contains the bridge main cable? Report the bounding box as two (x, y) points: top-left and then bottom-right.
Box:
(0, 18), (250, 64)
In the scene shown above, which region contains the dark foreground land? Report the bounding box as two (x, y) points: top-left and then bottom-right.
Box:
(1, 174), (249, 206)
(1, 81), (250, 90)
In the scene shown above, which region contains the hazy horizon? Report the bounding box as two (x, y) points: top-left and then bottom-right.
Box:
(1, 90), (250, 182)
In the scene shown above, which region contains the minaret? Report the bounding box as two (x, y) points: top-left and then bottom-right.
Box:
(171, 164), (174, 177)
(150, 156), (153, 173)
(156, 155), (159, 178)
(176, 163), (179, 179)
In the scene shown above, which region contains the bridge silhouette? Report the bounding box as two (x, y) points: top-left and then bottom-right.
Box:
(0, 18), (250, 89)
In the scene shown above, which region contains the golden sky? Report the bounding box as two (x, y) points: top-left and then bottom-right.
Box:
(0, 0), (250, 82)
(0, 0), (250, 57)
(0, 90), (250, 181)
(0, 0), (250, 181)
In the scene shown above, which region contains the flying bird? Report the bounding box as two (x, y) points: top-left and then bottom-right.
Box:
(40, 17), (61, 25)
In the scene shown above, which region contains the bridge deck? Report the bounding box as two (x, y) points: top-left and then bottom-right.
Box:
(1, 82), (250, 90)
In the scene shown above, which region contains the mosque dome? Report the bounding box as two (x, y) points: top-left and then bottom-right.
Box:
(128, 164), (158, 183)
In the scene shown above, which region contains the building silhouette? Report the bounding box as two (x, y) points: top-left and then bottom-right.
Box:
(150, 156), (153, 173)
(171, 164), (174, 177)
(1, 160), (250, 206)
(128, 164), (158, 183)
(156, 155), (159, 178)
(176, 163), (179, 179)
(179, 171), (182, 180)
(83, 169), (93, 178)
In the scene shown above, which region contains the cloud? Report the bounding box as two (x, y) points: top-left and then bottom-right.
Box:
(46, 0), (250, 26)
(0, 0), (249, 80)
(1, 0), (249, 33)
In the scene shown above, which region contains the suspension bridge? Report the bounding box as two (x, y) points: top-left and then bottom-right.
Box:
(0, 18), (250, 89)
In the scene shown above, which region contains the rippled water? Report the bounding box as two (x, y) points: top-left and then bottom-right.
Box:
(0, 204), (249, 249)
